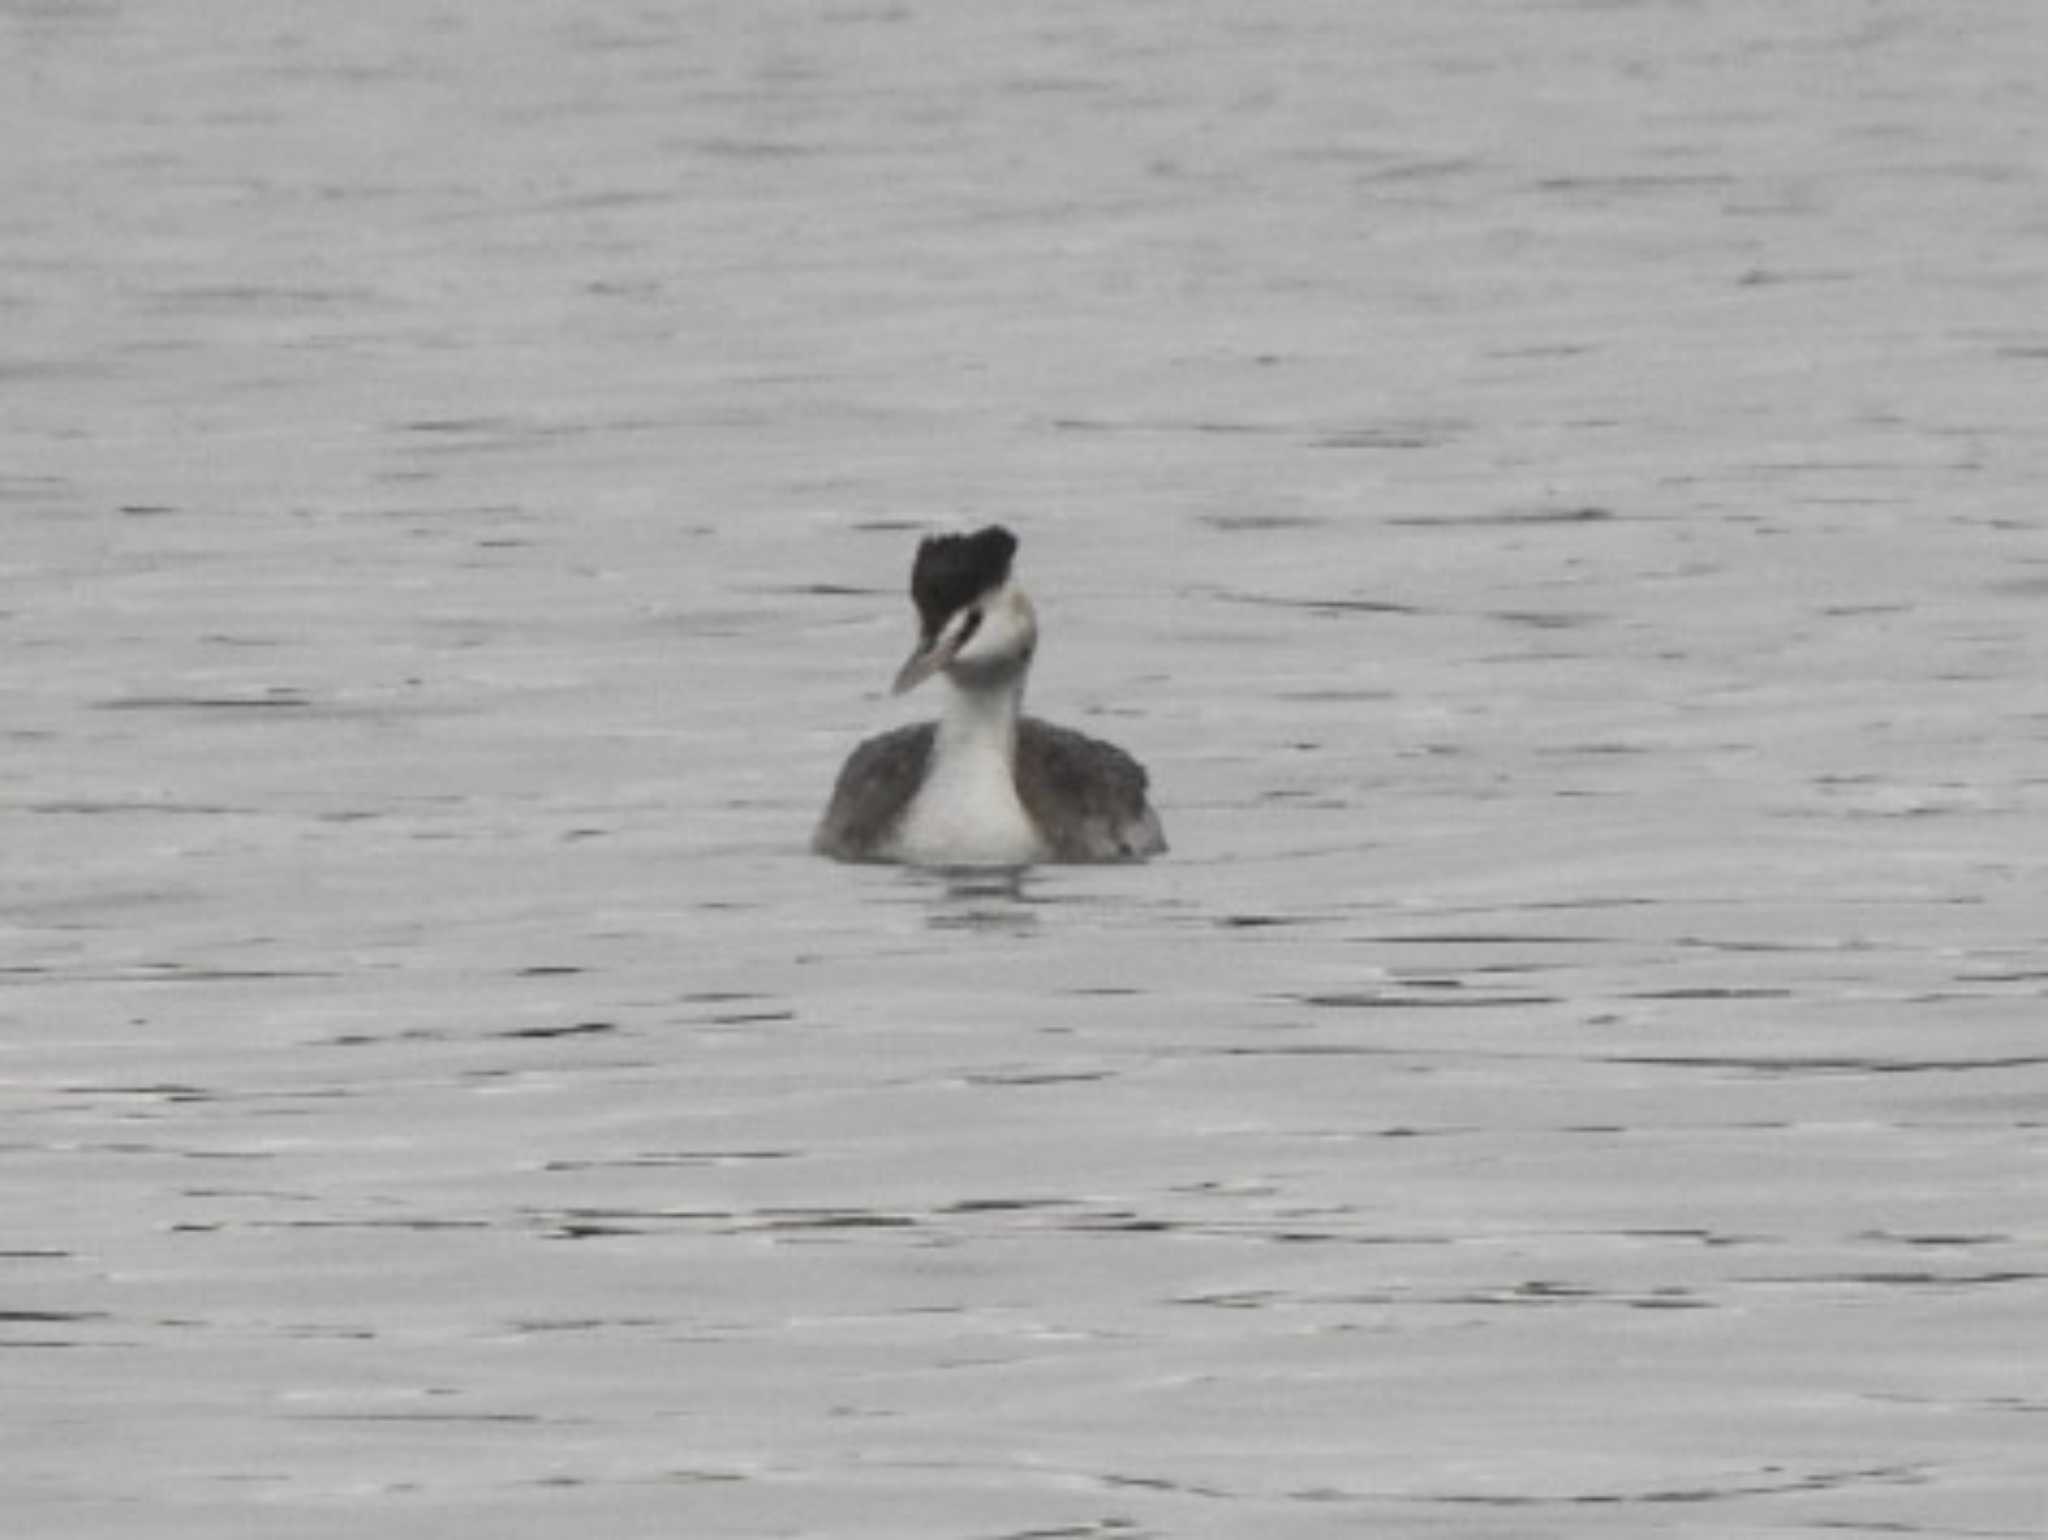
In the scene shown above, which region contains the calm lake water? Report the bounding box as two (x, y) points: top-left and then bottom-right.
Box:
(4, 2), (2045, 1535)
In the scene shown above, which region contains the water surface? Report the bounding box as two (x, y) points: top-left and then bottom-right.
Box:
(4, 2), (2045, 1536)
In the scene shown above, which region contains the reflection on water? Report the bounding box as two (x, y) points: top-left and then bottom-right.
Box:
(920, 864), (1038, 933)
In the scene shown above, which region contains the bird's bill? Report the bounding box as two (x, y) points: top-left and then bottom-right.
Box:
(891, 608), (975, 695)
(891, 631), (959, 695)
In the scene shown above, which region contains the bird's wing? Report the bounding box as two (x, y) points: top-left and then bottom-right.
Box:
(1015, 717), (1166, 863)
(811, 721), (936, 861)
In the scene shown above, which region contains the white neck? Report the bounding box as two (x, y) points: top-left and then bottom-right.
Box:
(886, 662), (1044, 866)
(937, 662), (1027, 759)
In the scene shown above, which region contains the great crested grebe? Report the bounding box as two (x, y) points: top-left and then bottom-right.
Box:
(813, 526), (1166, 866)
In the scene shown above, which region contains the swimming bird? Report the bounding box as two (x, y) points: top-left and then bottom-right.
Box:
(813, 526), (1166, 866)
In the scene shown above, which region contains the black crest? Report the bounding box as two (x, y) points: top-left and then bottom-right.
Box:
(909, 525), (1017, 638)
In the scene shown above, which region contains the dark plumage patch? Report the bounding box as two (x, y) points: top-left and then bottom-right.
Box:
(1014, 718), (1164, 862)
(812, 721), (936, 861)
(910, 526), (1017, 639)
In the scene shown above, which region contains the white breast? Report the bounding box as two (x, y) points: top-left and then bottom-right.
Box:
(884, 737), (1047, 866)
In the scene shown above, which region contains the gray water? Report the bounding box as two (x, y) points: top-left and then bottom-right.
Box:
(4, 2), (2045, 1536)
